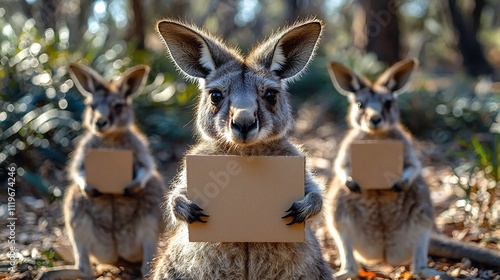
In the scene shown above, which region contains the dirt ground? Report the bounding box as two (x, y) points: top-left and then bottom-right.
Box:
(1, 99), (499, 280)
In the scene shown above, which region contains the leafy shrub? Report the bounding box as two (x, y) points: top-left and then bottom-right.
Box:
(0, 15), (196, 196)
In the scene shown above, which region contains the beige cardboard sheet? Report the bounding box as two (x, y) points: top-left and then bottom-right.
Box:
(84, 149), (133, 194)
(350, 140), (403, 190)
(187, 155), (305, 242)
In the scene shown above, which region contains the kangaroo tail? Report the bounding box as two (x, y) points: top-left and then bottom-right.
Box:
(429, 233), (500, 268)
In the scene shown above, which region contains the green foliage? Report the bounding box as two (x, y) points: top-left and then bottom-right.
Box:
(399, 77), (499, 230)
(437, 104), (500, 230)
(446, 134), (500, 229)
(32, 249), (64, 268)
(399, 76), (499, 142)
(0, 17), (82, 189)
(456, 134), (499, 183)
(0, 14), (195, 196)
(1, 1), (499, 203)
(470, 135), (499, 182)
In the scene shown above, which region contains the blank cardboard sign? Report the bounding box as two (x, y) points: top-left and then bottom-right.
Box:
(85, 149), (133, 194)
(186, 155), (305, 242)
(350, 140), (403, 190)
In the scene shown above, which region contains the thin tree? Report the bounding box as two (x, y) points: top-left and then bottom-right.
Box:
(447, 0), (493, 77)
(353, 0), (401, 65)
(127, 0), (145, 50)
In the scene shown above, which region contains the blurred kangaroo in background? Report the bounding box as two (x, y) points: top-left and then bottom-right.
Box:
(36, 63), (166, 280)
(324, 59), (500, 279)
(152, 19), (333, 279)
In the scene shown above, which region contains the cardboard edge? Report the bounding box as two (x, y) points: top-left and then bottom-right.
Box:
(186, 155), (306, 242)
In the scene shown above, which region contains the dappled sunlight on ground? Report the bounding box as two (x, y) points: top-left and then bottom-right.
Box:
(1, 97), (499, 279)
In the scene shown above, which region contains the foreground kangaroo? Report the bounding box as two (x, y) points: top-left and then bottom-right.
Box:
(325, 59), (500, 279)
(36, 64), (166, 279)
(152, 19), (333, 279)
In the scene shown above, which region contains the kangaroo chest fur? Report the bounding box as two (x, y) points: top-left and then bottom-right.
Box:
(89, 132), (138, 152)
(153, 140), (331, 279)
(153, 18), (332, 280)
(42, 62), (166, 279)
(331, 178), (433, 265)
(329, 128), (434, 265)
(65, 177), (163, 262)
(162, 225), (325, 280)
(335, 183), (431, 235)
(64, 132), (164, 263)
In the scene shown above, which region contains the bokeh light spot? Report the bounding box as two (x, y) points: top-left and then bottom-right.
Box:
(452, 107), (463, 117)
(112, 59), (123, 69)
(16, 103), (27, 112)
(53, 187), (62, 197)
(39, 53), (49, 63)
(44, 28), (55, 41)
(2, 24), (14, 37)
(16, 141), (26, 150)
(46, 88), (56, 98)
(436, 104), (447, 115)
(94, 1), (108, 18)
(39, 73), (51, 84)
(105, 49), (116, 60)
(30, 43), (42, 55)
(41, 139), (49, 148)
(59, 99), (68, 109)
(60, 137), (69, 147)
(70, 122), (81, 130)
(60, 83), (69, 93)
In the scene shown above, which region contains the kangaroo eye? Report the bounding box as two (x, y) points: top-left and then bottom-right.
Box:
(384, 100), (392, 110)
(209, 90), (223, 105)
(264, 90), (277, 106)
(113, 103), (124, 113)
(357, 102), (365, 110)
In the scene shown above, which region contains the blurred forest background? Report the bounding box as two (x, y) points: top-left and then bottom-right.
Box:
(0, 0), (499, 278)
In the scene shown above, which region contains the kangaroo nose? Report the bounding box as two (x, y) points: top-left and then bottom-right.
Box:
(230, 106), (258, 141)
(95, 119), (108, 129)
(231, 118), (257, 135)
(370, 115), (382, 126)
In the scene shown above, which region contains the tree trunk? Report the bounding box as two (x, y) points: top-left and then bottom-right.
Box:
(127, 0), (145, 49)
(447, 0), (493, 77)
(68, 0), (91, 49)
(39, 0), (59, 31)
(472, 0), (485, 34)
(357, 0), (401, 65)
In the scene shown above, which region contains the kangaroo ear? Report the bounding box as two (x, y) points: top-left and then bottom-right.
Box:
(68, 63), (107, 98)
(119, 65), (150, 98)
(374, 59), (418, 95)
(156, 20), (238, 79)
(327, 61), (368, 96)
(249, 19), (323, 81)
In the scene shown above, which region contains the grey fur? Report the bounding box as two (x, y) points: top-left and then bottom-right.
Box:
(429, 234), (500, 268)
(324, 60), (500, 279)
(325, 60), (439, 279)
(36, 64), (166, 280)
(153, 19), (333, 279)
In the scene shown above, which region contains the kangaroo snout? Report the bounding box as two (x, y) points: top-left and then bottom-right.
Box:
(95, 118), (108, 130)
(364, 106), (384, 130)
(230, 109), (258, 141)
(369, 115), (382, 126)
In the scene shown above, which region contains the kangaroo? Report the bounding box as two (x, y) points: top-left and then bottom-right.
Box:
(324, 59), (500, 279)
(152, 19), (333, 279)
(36, 63), (166, 280)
